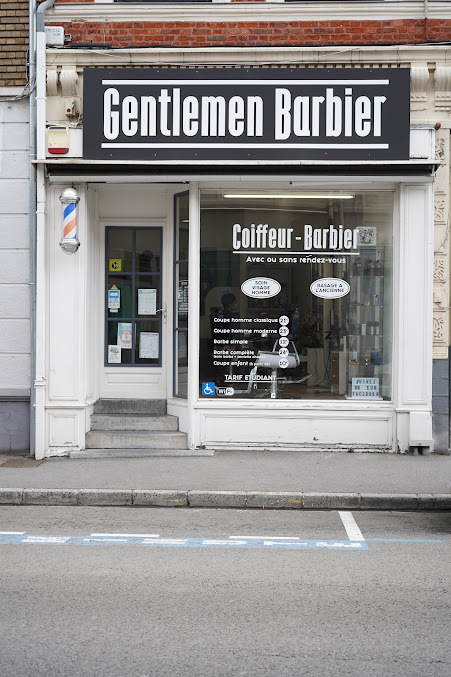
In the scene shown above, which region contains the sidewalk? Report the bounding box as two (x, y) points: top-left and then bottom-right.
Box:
(0, 450), (450, 510)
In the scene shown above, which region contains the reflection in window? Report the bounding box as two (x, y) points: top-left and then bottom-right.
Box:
(199, 190), (393, 401)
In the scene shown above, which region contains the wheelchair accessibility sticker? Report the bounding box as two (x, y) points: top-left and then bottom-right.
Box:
(202, 382), (215, 396)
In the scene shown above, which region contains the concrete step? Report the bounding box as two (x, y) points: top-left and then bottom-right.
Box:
(93, 399), (167, 415)
(90, 414), (179, 432)
(85, 430), (188, 450)
(70, 448), (215, 459)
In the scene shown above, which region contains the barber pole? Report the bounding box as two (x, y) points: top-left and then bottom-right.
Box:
(59, 187), (80, 254)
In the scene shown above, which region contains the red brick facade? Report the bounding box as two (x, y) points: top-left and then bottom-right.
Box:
(48, 18), (451, 48)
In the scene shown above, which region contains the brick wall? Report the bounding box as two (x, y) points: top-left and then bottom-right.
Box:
(52, 19), (451, 48)
(0, 0), (29, 87)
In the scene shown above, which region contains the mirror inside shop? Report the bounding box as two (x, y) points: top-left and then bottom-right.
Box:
(199, 190), (393, 401)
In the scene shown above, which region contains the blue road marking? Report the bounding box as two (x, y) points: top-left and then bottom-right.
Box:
(366, 538), (443, 543)
(0, 533), (443, 550)
(0, 533), (368, 551)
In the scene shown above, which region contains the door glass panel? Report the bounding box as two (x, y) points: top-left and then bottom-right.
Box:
(108, 229), (133, 272)
(175, 330), (188, 398)
(136, 230), (161, 273)
(107, 275), (133, 319)
(176, 262), (188, 329)
(105, 227), (162, 366)
(174, 192), (189, 397)
(135, 320), (161, 365)
(107, 320), (133, 364)
(135, 276), (160, 317)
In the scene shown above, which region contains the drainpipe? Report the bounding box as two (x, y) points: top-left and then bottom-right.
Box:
(29, 0), (36, 456)
(30, 0), (55, 457)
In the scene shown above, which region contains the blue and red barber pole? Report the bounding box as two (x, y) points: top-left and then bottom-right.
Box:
(59, 187), (80, 254)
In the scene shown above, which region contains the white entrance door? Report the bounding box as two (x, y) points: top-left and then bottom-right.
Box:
(101, 223), (167, 399)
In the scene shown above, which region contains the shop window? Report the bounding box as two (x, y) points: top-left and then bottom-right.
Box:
(105, 227), (162, 367)
(174, 193), (189, 398)
(199, 190), (393, 401)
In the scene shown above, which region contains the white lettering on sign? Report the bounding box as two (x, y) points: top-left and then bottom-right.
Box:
(303, 224), (359, 251)
(274, 87), (386, 139)
(233, 224), (293, 250)
(104, 87), (264, 141)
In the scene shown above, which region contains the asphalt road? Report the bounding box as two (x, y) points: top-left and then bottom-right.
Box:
(0, 507), (450, 677)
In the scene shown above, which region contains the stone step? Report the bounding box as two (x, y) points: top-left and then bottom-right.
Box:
(93, 399), (167, 415)
(90, 414), (179, 432)
(85, 430), (188, 450)
(70, 448), (215, 459)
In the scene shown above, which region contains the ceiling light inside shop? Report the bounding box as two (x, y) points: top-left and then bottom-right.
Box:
(223, 194), (355, 199)
(202, 207), (328, 214)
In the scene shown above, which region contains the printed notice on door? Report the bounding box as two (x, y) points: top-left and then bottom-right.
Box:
(139, 332), (159, 359)
(138, 288), (157, 315)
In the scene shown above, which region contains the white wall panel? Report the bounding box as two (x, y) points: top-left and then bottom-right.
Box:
(97, 186), (166, 220)
(0, 99), (28, 124)
(0, 215), (29, 248)
(201, 411), (392, 448)
(0, 285), (30, 317)
(0, 251), (29, 283)
(0, 355), (30, 389)
(0, 151), (30, 179)
(0, 122), (30, 150)
(47, 185), (86, 402)
(0, 179), (29, 213)
(398, 185), (433, 406)
(0, 319), (30, 352)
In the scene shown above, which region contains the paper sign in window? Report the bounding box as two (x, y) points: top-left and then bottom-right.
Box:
(117, 322), (132, 349)
(138, 288), (157, 315)
(108, 287), (120, 313)
(139, 332), (159, 359)
(108, 345), (121, 363)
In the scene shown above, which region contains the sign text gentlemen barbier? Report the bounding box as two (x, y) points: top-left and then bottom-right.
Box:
(83, 67), (410, 162)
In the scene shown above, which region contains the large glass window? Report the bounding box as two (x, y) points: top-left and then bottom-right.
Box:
(105, 227), (162, 366)
(199, 190), (393, 401)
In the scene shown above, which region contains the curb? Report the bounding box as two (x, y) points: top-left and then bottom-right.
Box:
(0, 488), (450, 510)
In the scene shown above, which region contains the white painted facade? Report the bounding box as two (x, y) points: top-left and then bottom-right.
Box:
(33, 44), (451, 458)
(0, 92), (30, 451)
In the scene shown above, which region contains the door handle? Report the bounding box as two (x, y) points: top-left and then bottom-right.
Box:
(156, 302), (167, 323)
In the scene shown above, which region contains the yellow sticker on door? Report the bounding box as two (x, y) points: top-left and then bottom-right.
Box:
(109, 259), (122, 272)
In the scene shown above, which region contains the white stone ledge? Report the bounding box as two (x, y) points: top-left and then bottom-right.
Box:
(48, 1), (451, 23)
(46, 44), (451, 69)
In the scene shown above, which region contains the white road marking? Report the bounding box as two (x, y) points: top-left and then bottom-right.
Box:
(142, 538), (187, 544)
(263, 540), (308, 546)
(338, 511), (365, 542)
(89, 533), (160, 538)
(0, 531), (25, 535)
(229, 536), (300, 540)
(22, 536), (70, 543)
(203, 539), (247, 545)
(84, 538), (128, 542)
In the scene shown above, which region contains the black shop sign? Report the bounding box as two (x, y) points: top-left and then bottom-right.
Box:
(83, 67), (410, 162)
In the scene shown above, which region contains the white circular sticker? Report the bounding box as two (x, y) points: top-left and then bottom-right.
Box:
(279, 358), (289, 369)
(279, 337), (289, 347)
(278, 348), (289, 357)
(310, 278), (350, 299)
(279, 326), (289, 336)
(279, 315), (289, 325)
(241, 277), (281, 299)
